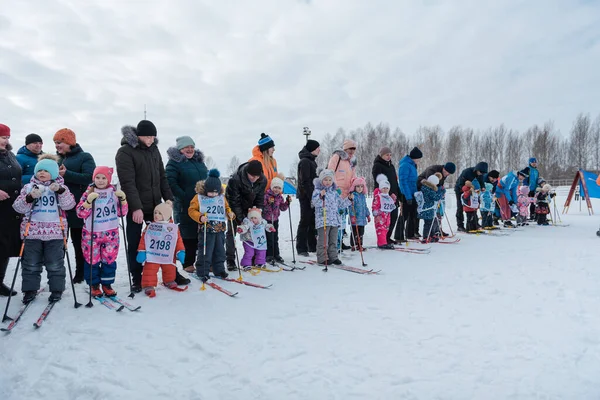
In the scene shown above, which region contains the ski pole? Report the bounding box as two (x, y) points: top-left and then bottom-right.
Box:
(117, 199), (134, 299)
(287, 196), (296, 265)
(350, 199), (367, 267)
(86, 198), (95, 308)
(269, 201), (276, 266)
(322, 198), (328, 272)
(424, 202), (439, 243)
(443, 205), (455, 237)
(2, 218), (31, 322)
(201, 214), (207, 291)
(56, 193), (82, 309)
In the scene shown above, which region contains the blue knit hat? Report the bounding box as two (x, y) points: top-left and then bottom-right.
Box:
(258, 133), (275, 152)
(529, 157), (537, 164)
(34, 156), (59, 180)
(444, 162), (456, 174)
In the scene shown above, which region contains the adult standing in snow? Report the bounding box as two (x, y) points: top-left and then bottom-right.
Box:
(296, 139), (320, 256)
(116, 120), (186, 292)
(398, 147), (423, 239)
(16, 133), (44, 184)
(166, 136), (208, 273)
(0, 124), (22, 296)
(371, 147), (402, 244)
(249, 133), (279, 189)
(225, 160), (267, 270)
(495, 170), (526, 226)
(54, 128), (96, 283)
(521, 157), (539, 219)
(327, 139), (357, 249)
(416, 162), (456, 235)
(454, 162), (488, 232)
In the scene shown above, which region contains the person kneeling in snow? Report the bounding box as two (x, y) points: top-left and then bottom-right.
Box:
(136, 202), (185, 297)
(237, 207), (275, 270)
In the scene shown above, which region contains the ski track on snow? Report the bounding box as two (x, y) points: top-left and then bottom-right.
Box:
(2, 194), (600, 399)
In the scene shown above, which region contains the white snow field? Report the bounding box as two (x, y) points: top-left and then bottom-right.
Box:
(2, 192), (600, 400)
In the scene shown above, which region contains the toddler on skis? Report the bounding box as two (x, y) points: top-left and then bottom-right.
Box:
(76, 167), (128, 297)
(262, 175), (291, 264)
(479, 182), (495, 229)
(535, 184), (555, 226)
(418, 173), (444, 242)
(13, 155), (76, 303)
(312, 169), (352, 264)
(516, 186), (533, 226)
(372, 174), (397, 249)
(461, 181), (479, 232)
(348, 176), (370, 252)
(188, 169), (233, 282)
(237, 207), (276, 270)
(136, 202), (186, 297)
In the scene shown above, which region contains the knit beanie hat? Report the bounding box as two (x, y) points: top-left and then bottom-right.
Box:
(258, 133), (275, 152)
(34, 154), (60, 180)
(343, 139), (357, 151)
(376, 174), (390, 189)
(271, 176), (284, 190)
(519, 186), (529, 195)
(26, 133), (43, 145)
(247, 206), (262, 221)
(305, 139), (320, 153)
(319, 169), (335, 182)
(246, 160), (263, 177)
(409, 147), (423, 159)
(350, 176), (366, 193)
(427, 174), (440, 186)
(379, 147), (392, 157)
(93, 166), (114, 183)
(488, 170), (500, 179)
(0, 124), (9, 138)
(444, 162), (456, 174)
(529, 157), (537, 164)
(517, 169), (528, 177)
(537, 177), (546, 185)
(176, 136), (195, 150)
(154, 202), (173, 222)
(542, 184), (552, 192)
(137, 120), (157, 137)
(53, 128), (76, 146)
(204, 169), (222, 193)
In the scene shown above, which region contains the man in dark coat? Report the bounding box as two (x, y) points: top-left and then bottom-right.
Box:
(0, 124), (22, 296)
(16, 133), (43, 184)
(296, 140), (320, 256)
(225, 160), (267, 269)
(454, 161), (488, 231)
(54, 128), (96, 283)
(115, 120), (178, 291)
(372, 147), (402, 243)
(416, 162), (456, 235)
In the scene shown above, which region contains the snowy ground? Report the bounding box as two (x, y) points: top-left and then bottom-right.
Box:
(2, 192), (600, 399)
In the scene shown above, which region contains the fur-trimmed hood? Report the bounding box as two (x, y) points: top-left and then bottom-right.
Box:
(167, 146), (205, 163)
(421, 179), (438, 191)
(332, 149), (357, 168)
(0, 143), (13, 152)
(120, 125), (159, 148)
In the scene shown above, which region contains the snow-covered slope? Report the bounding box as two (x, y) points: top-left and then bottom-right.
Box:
(2, 194), (600, 399)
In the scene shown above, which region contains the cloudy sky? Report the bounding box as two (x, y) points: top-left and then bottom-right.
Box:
(1, 0), (598, 176)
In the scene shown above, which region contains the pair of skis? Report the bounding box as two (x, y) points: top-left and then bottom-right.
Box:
(188, 273), (272, 297)
(299, 260), (380, 274)
(2, 289), (56, 332)
(364, 244), (432, 254)
(91, 294), (141, 312)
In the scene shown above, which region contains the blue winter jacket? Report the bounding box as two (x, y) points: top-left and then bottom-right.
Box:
(418, 180), (443, 220)
(398, 155), (418, 200)
(16, 146), (42, 184)
(523, 165), (539, 192)
(496, 171), (519, 203)
(480, 183), (495, 211)
(311, 179), (351, 229)
(348, 191), (370, 226)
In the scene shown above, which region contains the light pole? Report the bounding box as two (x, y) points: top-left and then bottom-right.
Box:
(303, 127), (311, 142)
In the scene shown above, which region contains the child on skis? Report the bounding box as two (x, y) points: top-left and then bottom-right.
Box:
(517, 186), (532, 226)
(13, 154), (76, 303)
(262, 175), (291, 264)
(480, 182), (495, 229)
(418, 173), (444, 241)
(348, 176), (370, 251)
(372, 174), (396, 249)
(136, 202), (186, 297)
(188, 169), (233, 282)
(237, 207), (276, 270)
(461, 181), (479, 232)
(312, 169), (352, 264)
(76, 167), (128, 297)
(535, 184), (555, 225)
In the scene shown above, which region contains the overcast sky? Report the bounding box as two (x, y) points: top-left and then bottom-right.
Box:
(1, 0), (598, 176)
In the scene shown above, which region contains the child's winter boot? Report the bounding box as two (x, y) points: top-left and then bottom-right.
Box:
(164, 281), (178, 289)
(91, 285), (103, 297)
(22, 290), (37, 304)
(144, 287), (156, 297)
(216, 271), (229, 279)
(48, 291), (62, 302)
(102, 284), (116, 297)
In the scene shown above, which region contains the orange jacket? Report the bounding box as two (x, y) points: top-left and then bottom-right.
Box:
(249, 145), (278, 188)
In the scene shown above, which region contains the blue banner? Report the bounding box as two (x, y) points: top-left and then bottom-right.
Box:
(580, 170), (600, 199)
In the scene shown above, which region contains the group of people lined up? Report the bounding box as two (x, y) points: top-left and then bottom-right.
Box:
(0, 120), (552, 302)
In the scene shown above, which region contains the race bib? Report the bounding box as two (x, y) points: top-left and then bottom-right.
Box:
(250, 223), (267, 250)
(144, 222), (178, 265)
(30, 187), (60, 223)
(86, 189), (119, 232)
(414, 191), (425, 213)
(199, 195), (226, 222)
(471, 193), (479, 208)
(379, 194), (396, 213)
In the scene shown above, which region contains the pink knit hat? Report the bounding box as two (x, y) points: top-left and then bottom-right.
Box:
(350, 176), (366, 192)
(343, 139), (357, 151)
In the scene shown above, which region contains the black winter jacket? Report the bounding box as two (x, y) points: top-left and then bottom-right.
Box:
(225, 162), (267, 224)
(115, 126), (173, 214)
(297, 147), (318, 200)
(371, 156), (400, 199)
(455, 162), (488, 191)
(417, 165), (447, 189)
(59, 144), (95, 228)
(0, 145), (22, 259)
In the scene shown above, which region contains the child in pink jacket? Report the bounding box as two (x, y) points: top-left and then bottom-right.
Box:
(372, 174), (397, 249)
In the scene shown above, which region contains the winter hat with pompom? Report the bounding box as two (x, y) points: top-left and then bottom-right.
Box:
(427, 174), (440, 186)
(247, 206), (262, 221)
(519, 186), (529, 195)
(204, 169), (222, 193)
(258, 133), (275, 152)
(34, 154), (60, 180)
(350, 176), (366, 193)
(376, 174), (390, 190)
(271, 176), (284, 190)
(542, 184), (552, 192)
(93, 166), (114, 183)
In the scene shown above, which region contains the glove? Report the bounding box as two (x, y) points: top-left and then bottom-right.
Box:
(347, 193), (354, 201)
(115, 190), (127, 202)
(266, 224), (276, 232)
(86, 192), (99, 204)
(29, 186), (43, 199)
(237, 225), (248, 234)
(177, 251), (186, 265)
(268, 197), (275, 204)
(367, 215), (371, 223)
(136, 251), (147, 264)
(407, 199), (413, 206)
(350, 216), (357, 225)
(227, 211), (235, 220)
(49, 183), (61, 192)
(286, 195), (292, 204)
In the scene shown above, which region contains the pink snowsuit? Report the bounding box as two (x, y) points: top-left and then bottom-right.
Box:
(517, 186), (531, 218)
(76, 185), (128, 265)
(372, 188), (396, 246)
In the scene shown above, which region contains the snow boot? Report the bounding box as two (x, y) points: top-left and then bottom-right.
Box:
(91, 285), (103, 297)
(145, 287), (156, 297)
(102, 284), (117, 297)
(503, 221), (514, 227)
(297, 251), (309, 257)
(274, 255), (285, 263)
(216, 271), (229, 279)
(48, 291), (62, 302)
(378, 244), (395, 249)
(199, 275), (210, 283)
(175, 270), (191, 285)
(331, 259), (342, 265)
(22, 290), (37, 304)
(0, 283), (17, 297)
(131, 284), (143, 293)
(227, 260), (238, 271)
(457, 226), (466, 232)
(164, 281), (177, 289)
(341, 243), (351, 250)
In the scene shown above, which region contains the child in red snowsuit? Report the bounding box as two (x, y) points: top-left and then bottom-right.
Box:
(136, 202), (185, 297)
(372, 174), (397, 249)
(461, 181), (479, 232)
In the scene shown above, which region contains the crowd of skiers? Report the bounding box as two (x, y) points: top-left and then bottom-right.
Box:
(0, 121), (558, 304)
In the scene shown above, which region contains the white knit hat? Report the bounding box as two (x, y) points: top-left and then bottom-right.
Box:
(271, 177), (284, 190)
(427, 174), (439, 186)
(247, 207), (262, 221)
(319, 169), (335, 182)
(542, 184), (552, 192)
(376, 174), (390, 189)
